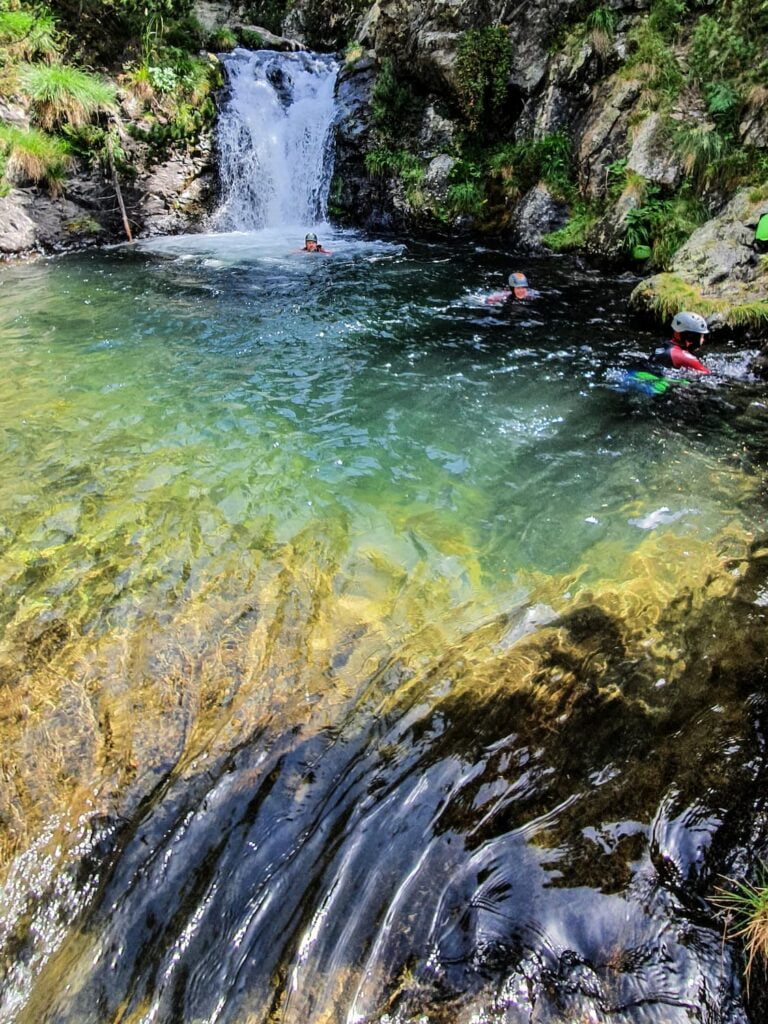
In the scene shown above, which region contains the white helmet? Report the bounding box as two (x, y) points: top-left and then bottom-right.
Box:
(671, 310), (709, 334)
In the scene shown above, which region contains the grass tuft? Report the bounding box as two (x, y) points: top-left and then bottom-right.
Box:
(634, 272), (768, 329)
(0, 122), (72, 192)
(713, 874), (768, 988)
(19, 62), (117, 129)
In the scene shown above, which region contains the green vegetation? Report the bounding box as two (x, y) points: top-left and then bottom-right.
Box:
(455, 27), (512, 134)
(126, 53), (221, 154)
(240, 0), (289, 35)
(371, 59), (415, 143)
(18, 62), (117, 128)
(208, 26), (238, 52)
(585, 6), (617, 57)
(623, 19), (682, 107)
(543, 203), (598, 251)
(634, 272), (768, 328)
(623, 184), (707, 269)
(0, 6), (58, 60)
(0, 122), (71, 192)
(490, 133), (575, 200)
(713, 873), (768, 987)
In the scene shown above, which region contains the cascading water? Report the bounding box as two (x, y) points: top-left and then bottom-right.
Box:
(213, 48), (339, 231)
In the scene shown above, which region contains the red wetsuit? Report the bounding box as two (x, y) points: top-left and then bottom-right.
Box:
(653, 341), (710, 374)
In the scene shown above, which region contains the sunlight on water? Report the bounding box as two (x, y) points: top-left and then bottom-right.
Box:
(1, 232), (766, 1024)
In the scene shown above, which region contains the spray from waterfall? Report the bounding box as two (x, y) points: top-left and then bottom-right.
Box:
(213, 49), (339, 232)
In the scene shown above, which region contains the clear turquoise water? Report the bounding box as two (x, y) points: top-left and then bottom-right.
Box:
(0, 231), (758, 649)
(2, 230), (766, 1024)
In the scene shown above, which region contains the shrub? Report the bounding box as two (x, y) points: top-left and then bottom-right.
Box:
(624, 20), (682, 105)
(18, 62), (117, 129)
(455, 26), (512, 133)
(0, 122), (72, 192)
(371, 58), (414, 141)
(543, 203), (598, 251)
(624, 187), (706, 269)
(647, 0), (688, 39)
(208, 26), (237, 51)
(237, 27), (265, 49)
(490, 133), (574, 199)
(240, 0), (289, 35)
(0, 8), (59, 61)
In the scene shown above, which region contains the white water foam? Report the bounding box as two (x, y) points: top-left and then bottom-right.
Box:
(212, 49), (339, 231)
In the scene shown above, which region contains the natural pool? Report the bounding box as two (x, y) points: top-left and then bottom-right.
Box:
(1, 231), (767, 1023)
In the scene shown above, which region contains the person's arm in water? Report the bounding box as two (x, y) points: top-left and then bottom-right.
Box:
(485, 288), (512, 305)
(669, 344), (710, 374)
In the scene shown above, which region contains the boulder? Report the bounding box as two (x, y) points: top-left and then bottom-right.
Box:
(672, 188), (765, 289)
(0, 189), (107, 254)
(626, 112), (681, 187)
(513, 183), (569, 251)
(417, 104), (457, 157)
(421, 153), (455, 205)
(137, 149), (216, 237)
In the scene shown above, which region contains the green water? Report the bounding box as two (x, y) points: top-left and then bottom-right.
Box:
(2, 230), (767, 1024)
(0, 232), (759, 656)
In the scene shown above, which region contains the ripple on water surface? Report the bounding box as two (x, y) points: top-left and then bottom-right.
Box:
(0, 232), (766, 1024)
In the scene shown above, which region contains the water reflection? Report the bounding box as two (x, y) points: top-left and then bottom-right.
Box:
(0, 234), (766, 1023)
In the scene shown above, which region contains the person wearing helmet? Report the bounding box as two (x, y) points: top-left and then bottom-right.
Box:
(299, 232), (332, 254)
(652, 310), (710, 374)
(485, 271), (530, 305)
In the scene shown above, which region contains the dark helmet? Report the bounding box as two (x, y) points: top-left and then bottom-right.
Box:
(305, 232), (318, 243)
(508, 271), (529, 288)
(671, 310), (709, 334)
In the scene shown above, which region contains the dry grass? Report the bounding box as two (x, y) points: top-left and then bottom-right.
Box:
(713, 875), (768, 988)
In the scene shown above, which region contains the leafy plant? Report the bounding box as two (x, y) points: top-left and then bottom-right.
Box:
(18, 61), (117, 129)
(543, 203), (598, 251)
(705, 81), (740, 119)
(371, 58), (414, 142)
(0, 122), (72, 192)
(148, 63), (179, 92)
(623, 185), (706, 269)
(455, 26), (512, 133)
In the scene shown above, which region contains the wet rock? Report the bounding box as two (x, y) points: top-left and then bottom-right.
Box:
(0, 189), (107, 255)
(417, 103), (457, 157)
(577, 76), (641, 199)
(587, 184), (642, 258)
(512, 183), (569, 251)
(626, 111), (681, 187)
(740, 103), (768, 149)
(422, 153), (455, 206)
(136, 148), (216, 237)
(672, 188), (765, 289)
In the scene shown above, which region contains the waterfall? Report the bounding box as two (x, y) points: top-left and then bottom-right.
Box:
(213, 48), (339, 232)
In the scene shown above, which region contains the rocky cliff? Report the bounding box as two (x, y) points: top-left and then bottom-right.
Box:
(309, 0), (768, 333)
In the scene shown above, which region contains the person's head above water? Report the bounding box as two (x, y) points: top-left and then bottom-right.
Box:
(304, 232), (320, 251)
(671, 310), (709, 349)
(508, 271), (529, 299)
